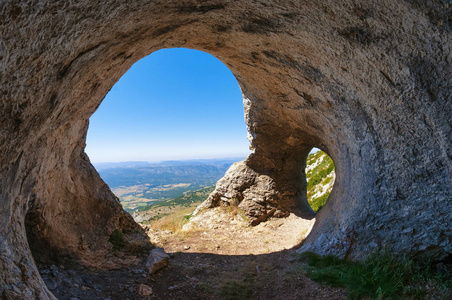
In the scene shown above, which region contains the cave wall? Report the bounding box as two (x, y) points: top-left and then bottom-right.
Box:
(0, 0), (451, 298)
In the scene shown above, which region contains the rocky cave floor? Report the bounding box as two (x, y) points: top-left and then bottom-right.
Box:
(38, 207), (452, 299)
(38, 208), (351, 299)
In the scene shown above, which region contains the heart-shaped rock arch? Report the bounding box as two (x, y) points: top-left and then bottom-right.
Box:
(1, 1), (451, 298)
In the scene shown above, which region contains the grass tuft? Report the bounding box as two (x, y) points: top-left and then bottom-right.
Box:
(219, 279), (253, 300)
(297, 251), (451, 300)
(149, 206), (195, 234)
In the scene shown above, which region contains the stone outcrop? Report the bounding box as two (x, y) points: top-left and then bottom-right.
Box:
(193, 159), (315, 225)
(145, 248), (169, 274)
(1, 0), (451, 298)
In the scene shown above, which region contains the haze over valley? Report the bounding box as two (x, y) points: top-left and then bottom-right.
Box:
(94, 158), (244, 212)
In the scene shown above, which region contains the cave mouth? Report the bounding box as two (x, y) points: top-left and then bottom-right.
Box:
(85, 47), (249, 164)
(305, 147), (336, 213)
(84, 47), (251, 234)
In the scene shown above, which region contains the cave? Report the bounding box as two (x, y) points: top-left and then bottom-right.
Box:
(1, 1), (451, 298)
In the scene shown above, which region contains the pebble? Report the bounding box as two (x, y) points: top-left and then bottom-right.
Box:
(45, 278), (60, 290)
(184, 245), (190, 250)
(39, 269), (51, 275)
(138, 284), (153, 296)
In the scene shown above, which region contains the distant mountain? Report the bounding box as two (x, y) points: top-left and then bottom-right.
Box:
(156, 157), (246, 167)
(94, 154), (334, 214)
(95, 158), (245, 188)
(93, 157), (245, 171)
(93, 161), (155, 170)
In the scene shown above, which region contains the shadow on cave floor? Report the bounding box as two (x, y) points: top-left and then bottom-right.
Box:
(39, 250), (347, 300)
(38, 209), (347, 299)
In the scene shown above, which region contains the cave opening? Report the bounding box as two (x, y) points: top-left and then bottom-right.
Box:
(79, 47), (322, 256)
(84, 47), (252, 236)
(305, 147), (336, 213)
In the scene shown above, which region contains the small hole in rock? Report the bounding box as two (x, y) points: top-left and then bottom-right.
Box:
(305, 147), (335, 213)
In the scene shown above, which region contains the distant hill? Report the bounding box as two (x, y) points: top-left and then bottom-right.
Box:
(94, 154), (334, 214)
(129, 151), (336, 224)
(93, 158), (244, 212)
(93, 157), (245, 171)
(95, 158), (244, 188)
(305, 151), (335, 212)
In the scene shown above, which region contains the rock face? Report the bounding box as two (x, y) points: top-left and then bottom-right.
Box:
(0, 0), (451, 298)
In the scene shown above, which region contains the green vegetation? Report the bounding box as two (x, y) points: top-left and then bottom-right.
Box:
(137, 186), (215, 212)
(220, 279), (253, 300)
(95, 159), (239, 212)
(306, 150), (324, 166)
(305, 150), (335, 212)
(141, 213), (170, 224)
(145, 206), (196, 233)
(309, 191), (331, 212)
(218, 261), (257, 299)
(133, 185), (215, 226)
(306, 154), (334, 189)
(116, 182), (214, 212)
(294, 251), (452, 300)
(108, 229), (126, 251)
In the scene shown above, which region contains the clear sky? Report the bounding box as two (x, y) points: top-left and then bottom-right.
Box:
(85, 48), (250, 163)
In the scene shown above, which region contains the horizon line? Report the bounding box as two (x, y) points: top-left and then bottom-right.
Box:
(90, 155), (249, 165)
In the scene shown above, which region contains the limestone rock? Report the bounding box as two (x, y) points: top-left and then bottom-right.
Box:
(145, 248), (169, 274)
(138, 284), (153, 296)
(0, 0), (451, 298)
(193, 160), (312, 225)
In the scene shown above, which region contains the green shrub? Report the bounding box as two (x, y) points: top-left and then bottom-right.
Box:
(322, 176), (332, 186)
(109, 229), (127, 251)
(309, 191), (330, 212)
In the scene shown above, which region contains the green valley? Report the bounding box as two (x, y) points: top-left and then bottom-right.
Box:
(97, 151), (335, 225)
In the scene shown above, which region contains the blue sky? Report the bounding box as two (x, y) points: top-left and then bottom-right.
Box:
(85, 48), (250, 163)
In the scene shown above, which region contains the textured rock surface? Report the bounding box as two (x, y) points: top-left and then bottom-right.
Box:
(0, 0), (451, 298)
(138, 284), (153, 297)
(193, 160), (314, 225)
(145, 248), (169, 274)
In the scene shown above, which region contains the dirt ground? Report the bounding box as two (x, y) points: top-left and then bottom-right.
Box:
(147, 207), (316, 255)
(39, 209), (347, 299)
